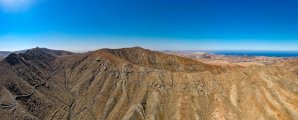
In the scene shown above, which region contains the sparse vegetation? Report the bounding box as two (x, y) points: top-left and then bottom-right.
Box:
(0, 47), (297, 120)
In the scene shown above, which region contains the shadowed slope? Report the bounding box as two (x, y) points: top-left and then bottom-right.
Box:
(0, 48), (73, 119)
(0, 47), (297, 120)
(0, 51), (11, 60)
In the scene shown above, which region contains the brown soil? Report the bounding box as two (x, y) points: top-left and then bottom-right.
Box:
(0, 47), (297, 120)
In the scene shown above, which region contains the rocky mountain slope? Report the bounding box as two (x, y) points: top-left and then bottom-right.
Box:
(0, 51), (11, 60)
(0, 47), (297, 120)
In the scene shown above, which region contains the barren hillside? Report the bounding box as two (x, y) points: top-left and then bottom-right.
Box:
(0, 47), (297, 120)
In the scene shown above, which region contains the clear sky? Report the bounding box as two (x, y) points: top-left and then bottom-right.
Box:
(1, 0), (298, 51)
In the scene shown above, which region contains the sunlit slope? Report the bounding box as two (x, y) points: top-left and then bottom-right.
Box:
(0, 47), (297, 120)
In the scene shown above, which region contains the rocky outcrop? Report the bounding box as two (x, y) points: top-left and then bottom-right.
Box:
(0, 47), (297, 120)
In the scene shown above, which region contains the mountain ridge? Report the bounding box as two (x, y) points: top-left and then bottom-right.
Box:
(0, 47), (297, 120)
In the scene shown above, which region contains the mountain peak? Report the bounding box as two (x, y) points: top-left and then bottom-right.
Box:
(25, 47), (73, 57)
(1, 47), (297, 120)
(127, 46), (148, 50)
(2, 48), (73, 66)
(4, 53), (22, 65)
(90, 47), (225, 73)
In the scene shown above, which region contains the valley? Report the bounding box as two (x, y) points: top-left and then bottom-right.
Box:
(0, 47), (297, 120)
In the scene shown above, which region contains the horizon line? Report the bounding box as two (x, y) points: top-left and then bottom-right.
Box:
(1, 47), (298, 53)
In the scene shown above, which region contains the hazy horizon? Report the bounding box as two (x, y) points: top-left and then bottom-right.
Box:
(2, 47), (298, 53)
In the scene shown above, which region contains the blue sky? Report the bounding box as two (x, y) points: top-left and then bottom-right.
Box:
(1, 0), (298, 51)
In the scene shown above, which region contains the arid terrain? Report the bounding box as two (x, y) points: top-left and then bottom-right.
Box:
(164, 51), (292, 67)
(0, 47), (297, 120)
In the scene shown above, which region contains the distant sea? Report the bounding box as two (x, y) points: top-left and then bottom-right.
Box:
(210, 51), (298, 57)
